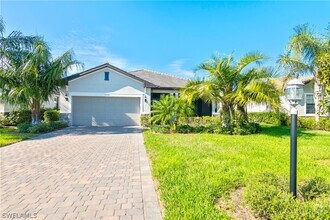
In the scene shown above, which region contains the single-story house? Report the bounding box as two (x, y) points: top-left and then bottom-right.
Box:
(246, 76), (317, 116)
(1, 63), (321, 126)
(61, 63), (214, 126)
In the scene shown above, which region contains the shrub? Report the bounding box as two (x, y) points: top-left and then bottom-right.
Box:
(248, 111), (289, 126)
(0, 114), (10, 126)
(232, 121), (262, 135)
(17, 121), (68, 133)
(140, 115), (151, 127)
(17, 122), (32, 133)
(150, 125), (170, 133)
(48, 121), (68, 130)
(300, 177), (330, 201)
(27, 123), (53, 133)
(298, 117), (316, 130)
(316, 118), (330, 131)
(43, 110), (60, 122)
(178, 116), (221, 126)
(151, 95), (194, 131)
(177, 125), (195, 133)
(7, 110), (31, 125)
(245, 173), (330, 219)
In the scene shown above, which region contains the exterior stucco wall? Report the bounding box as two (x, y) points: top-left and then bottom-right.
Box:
(69, 67), (145, 95)
(68, 67), (151, 113)
(296, 82), (314, 116)
(246, 82), (315, 117)
(0, 102), (4, 113)
(143, 88), (151, 114)
(246, 103), (270, 113)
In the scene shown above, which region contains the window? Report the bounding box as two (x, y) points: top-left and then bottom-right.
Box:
(104, 72), (109, 81)
(305, 94), (315, 114)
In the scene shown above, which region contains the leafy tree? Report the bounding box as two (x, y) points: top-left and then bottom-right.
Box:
(316, 52), (330, 93)
(151, 95), (194, 131)
(0, 17), (81, 124)
(278, 24), (330, 121)
(181, 52), (280, 124)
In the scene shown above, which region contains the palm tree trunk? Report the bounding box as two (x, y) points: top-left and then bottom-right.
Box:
(237, 105), (248, 122)
(31, 99), (41, 125)
(221, 103), (233, 126)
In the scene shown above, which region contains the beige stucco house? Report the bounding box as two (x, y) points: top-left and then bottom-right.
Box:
(246, 76), (317, 116)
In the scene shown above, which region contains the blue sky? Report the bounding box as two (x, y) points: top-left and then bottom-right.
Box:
(1, 1), (329, 78)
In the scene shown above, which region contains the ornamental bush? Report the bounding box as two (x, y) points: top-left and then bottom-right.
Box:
(7, 110), (31, 125)
(43, 110), (60, 122)
(140, 115), (151, 127)
(248, 111), (289, 126)
(18, 121), (68, 133)
(245, 173), (330, 220)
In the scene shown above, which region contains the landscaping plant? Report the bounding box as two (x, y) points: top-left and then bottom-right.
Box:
(151, 95), (194, 131)
(0, 18), (81, 124)
(278, 24), (330, 122)
(181, 52), (280, 126)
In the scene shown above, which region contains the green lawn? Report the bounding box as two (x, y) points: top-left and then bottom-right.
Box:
(143, 125), (330, 219)
(0, 126), (37, 147)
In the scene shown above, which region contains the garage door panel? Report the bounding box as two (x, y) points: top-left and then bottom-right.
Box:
(72, 97), (140, 126)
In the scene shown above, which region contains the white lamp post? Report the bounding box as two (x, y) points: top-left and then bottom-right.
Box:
(285, 77), (304, 197)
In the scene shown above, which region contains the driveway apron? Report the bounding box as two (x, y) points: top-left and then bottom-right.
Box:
(0, 126), (162, 220)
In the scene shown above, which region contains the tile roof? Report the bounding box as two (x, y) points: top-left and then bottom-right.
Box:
(271, 76), (314, 91)
(129, 69), (189, 89)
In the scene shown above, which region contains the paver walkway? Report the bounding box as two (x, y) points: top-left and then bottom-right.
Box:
(0, 126), (162, 220)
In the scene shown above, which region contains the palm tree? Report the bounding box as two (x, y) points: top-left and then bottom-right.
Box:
(278, 24), (330, 121)
(0, 17), (81, 124)
(151, 95), (194, 131)
(181, 52), (280, 123)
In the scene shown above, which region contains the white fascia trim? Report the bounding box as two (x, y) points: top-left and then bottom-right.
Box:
(69, 67), (144, 85)
(70, 92), (143, 98)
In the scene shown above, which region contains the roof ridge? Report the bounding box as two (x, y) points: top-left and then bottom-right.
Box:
(131, 69), (188, 81)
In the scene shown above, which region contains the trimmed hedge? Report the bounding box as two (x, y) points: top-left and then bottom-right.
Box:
(178, 116), (221, 126)
(18, 121), (68, 133)
(7, 110), (32, 125)
(245, 173), (330, 220)
(43, 110), (60, 122)
(151, 121), (261, 135)
(298, 117), (330, 131)
(249, 112), (330, 131)
(248, 111), (289, 126)
(0, 109), (60, 126)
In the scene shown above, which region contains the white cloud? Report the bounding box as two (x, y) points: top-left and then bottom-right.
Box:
(51, 30), (142, 74)
(169, 59), (194, 77)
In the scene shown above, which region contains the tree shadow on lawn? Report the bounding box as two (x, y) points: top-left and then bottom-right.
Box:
(260, 125), (318, 139)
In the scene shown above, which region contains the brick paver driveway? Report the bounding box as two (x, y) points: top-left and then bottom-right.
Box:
(0, 126), (162, 220)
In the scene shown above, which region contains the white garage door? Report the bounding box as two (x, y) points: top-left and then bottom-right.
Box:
(72, 97), (140, 126)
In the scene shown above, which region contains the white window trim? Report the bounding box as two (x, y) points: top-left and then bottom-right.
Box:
(304, 93), (315, 115)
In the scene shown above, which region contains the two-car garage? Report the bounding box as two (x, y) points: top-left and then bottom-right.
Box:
(71, 96), (141, 126)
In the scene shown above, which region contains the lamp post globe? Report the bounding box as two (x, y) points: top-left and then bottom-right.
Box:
(285, 77), (304, 198)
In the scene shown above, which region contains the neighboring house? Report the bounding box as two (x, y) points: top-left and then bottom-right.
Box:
(62, 63), (215, 126)
(0, 96), (57, 115)
(247, 76), (317, 117)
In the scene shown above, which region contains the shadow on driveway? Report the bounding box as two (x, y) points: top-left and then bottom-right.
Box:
(31, 126), (142, 140)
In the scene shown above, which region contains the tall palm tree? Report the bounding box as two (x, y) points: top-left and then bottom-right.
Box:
(0, 17), (81, 124)
(278, 24), (330, 121)
(181, 52), (280, 123)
